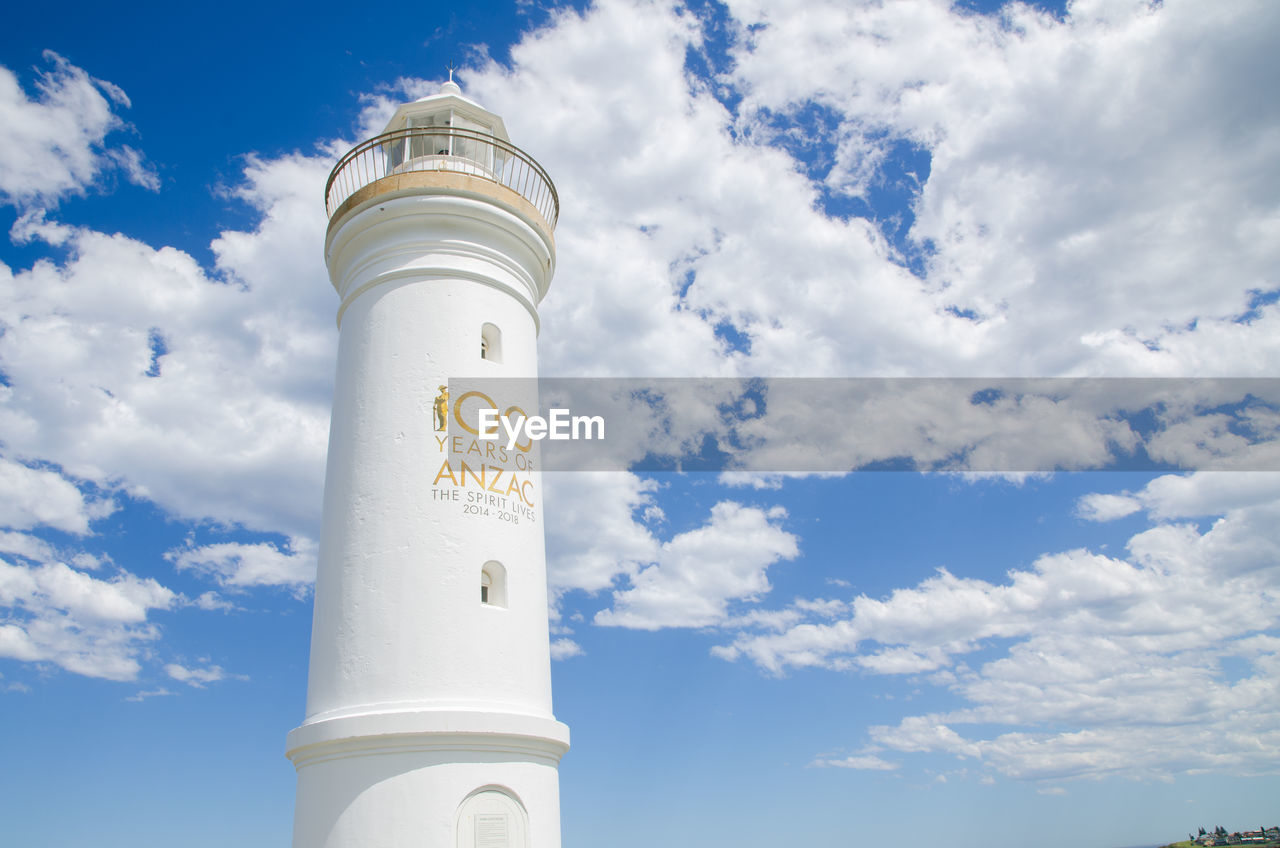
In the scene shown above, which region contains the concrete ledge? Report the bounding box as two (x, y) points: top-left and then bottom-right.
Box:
(286, 710), (571, 769)
(328, 170), (556, 251)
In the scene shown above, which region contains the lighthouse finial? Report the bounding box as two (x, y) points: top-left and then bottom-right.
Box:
(441, 61), (462, 95)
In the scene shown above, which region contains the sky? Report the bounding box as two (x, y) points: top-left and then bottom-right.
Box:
(2, 0), (1279, 846)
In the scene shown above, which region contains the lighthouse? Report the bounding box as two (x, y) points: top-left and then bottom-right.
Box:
(286, 78), (567, 848)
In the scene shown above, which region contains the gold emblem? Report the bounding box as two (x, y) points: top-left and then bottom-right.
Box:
(433, 385), (449, 431)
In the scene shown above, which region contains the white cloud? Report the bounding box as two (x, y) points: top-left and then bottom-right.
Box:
(857, 645), (952, 676)
(549, 637), (584, 660)
(719, 471), (849, 489)
(716, 471), (1280, 781)
(463, 0), (939, 379)
(165, 661), (243, 687)
(1075, 492), (1142, 522)
(594, 501), (798, 630)
(1079, 471), (1280, 524)
(723, 0), (1280, 377)
(190, 591), (238, 612)
(0, 51), (157, 206)
(0, 154), (334, 543)
(0, 456), (114, 535)
(869, 716), (982, 759)
(721, 596), (847, 635)
(812, 754), (900, 771)
(543, 473), (663, 595)
(0, 554), (176, 681)
(0, 559), (172, 625)
(1131, 471), (1280, 521)
(166, 538), (317, 591)
(0, 531), (56, 563)
(719, 472), (787, 490)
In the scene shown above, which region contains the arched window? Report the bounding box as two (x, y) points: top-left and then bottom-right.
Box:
(455, 787), (528, 848)
(480, 561), (507, 608)
(480, 323), (502, 363)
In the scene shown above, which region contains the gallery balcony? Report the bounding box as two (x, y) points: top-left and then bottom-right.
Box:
(324, 126), (559, 240)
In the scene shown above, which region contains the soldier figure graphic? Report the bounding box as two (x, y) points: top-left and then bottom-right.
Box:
(433, 385), (449, 432)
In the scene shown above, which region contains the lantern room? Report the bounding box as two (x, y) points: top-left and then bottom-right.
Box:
(381, 79), (510, 177)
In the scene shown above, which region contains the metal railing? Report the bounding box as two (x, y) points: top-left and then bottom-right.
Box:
(324, 126), (559, 230)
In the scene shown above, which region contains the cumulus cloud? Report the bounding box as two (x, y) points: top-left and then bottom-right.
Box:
(549, 637), (585, 660)
(870, 716), (982, 759)
(1131, 471), (1280, 521)
(464, 0), (751, 377)
(716, 551), (1176, 675)
(0, 552), (176, 681)
(0, 531), (56, 563)
(544, 474), (801, 633)
(543, 472), (664, 596)
(1079, 472), (1280, 524)
(716, 471), (1280, 781)
(190, 591), (239, 612)
(1075, 492), (1142, 522)
(725, 0), (1280, 377)
(0, 154), (334, 543)
(164, 661), (244, 687)
(464, 0), (962, 379)
(595, 501), (798, 630)
(167, 538), (317, 592)
(0, 51), (157, 206)
(0, 457), (113, 535)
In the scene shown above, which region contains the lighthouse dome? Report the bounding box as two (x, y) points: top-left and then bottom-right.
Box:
(381, 79), (511, 144)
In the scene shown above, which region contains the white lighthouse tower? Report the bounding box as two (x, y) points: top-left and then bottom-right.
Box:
(286, 78), (567, 848)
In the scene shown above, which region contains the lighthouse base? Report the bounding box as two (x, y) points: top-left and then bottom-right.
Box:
(287, 711), (569, 848)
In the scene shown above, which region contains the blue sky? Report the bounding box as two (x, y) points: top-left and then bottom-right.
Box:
(3, 1), (1280, 847)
